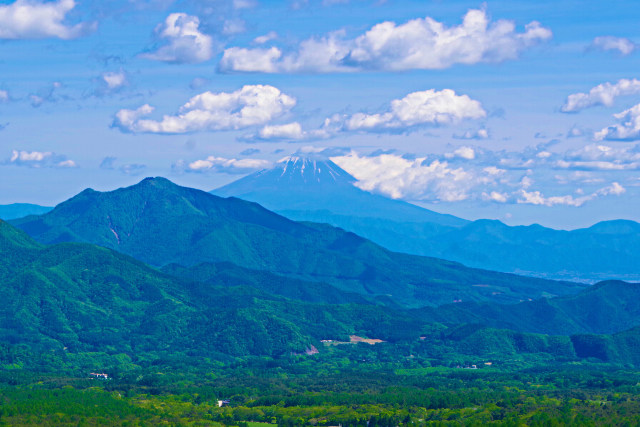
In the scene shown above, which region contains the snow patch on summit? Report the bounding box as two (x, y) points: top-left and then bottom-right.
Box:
(275, 156), (354, 185)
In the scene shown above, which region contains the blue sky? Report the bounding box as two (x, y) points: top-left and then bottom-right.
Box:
(1, 0), (639, 229)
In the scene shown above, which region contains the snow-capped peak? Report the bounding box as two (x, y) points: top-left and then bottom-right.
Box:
(274, 156), (354, 185)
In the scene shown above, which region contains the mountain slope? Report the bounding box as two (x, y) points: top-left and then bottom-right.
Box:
(10, 177), (584, 307)
(0, 219), (198, 353)
(160, 262), (374, 305)
(213, 157), (640, 283)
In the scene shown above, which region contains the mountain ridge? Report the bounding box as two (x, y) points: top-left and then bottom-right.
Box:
(10, 176), (585, 308)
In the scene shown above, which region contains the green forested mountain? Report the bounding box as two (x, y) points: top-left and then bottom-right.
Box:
(3, 219), (640, 368)
(0, 219), (197, 353)
(10, 177), (584, 307)
(6, 178), (639, 368)
(0, 220), (422, 357)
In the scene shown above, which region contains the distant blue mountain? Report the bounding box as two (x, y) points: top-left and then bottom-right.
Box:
(0, 203), (52, 220)
(213, 157), (640, 283)
(417, 280), (640, 335)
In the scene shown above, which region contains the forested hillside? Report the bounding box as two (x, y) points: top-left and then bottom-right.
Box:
(11, 177), (584, 307)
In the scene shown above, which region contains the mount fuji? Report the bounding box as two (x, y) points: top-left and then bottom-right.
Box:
(213, 156), (467, 227)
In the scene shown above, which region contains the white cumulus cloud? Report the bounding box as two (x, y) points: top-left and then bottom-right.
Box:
(239, 88), (484, 141)
(336, 89), (486, 132)
(561, 78), (640, 113)
(245, 122), (332, 142)
(220, 46), (283, 72)
(0, 0), (95, 40)
(113, 85), (296, 134)
(590, 36), (636, 55)
(482, 191), (508, 203)
(141, 13), (214, 64)
(453, 128), (489, 140)
(253, 31), (277, 44)
(219, 8), (552, 73)
(258, 122), (305, 140)
(594, 103), (640, 141)
(328, 146), (632, 207)
(331, 152), (478, 202)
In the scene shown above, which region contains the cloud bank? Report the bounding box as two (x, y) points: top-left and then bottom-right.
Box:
(329, 144), (633, 206)
(250, 88), (486, 142)
(220, 8), (552, 73)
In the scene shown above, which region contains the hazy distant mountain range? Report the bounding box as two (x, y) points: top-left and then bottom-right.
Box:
(11, 177), (582, 308)
(213, 156), (640, 283)
(0, 203), (52, 220)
